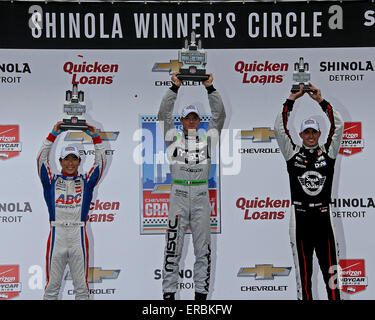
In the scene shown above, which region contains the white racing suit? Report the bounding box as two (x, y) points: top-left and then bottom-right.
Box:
(158, 85), (225, 296)
(37, 131), (106, 300)
(274, 98), (344, 300)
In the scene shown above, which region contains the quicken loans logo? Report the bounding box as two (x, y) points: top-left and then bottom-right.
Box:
(234, 60), (288, 84)
(63, 55), (119, 85)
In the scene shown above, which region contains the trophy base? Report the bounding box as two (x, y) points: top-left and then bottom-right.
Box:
(177, 74), (209, 82)
(291, 83), (313, 93)
(61, 119), (88, 131)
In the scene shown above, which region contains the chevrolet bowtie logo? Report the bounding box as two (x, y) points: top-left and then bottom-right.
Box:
(237, 127), (275, 142)
(152, 60), (183, 74)
(65, 267), (120, 283)
(88, 267), (120, 283)
(238, 264), (291, 280)
(64, 131), (119, 143)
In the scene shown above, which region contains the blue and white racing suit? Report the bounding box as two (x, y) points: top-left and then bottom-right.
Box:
(37, 131), (106, 300)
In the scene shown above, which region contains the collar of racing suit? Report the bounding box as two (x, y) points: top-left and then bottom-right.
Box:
(302, 144), (319, 150)
(61, 170), (79, 178)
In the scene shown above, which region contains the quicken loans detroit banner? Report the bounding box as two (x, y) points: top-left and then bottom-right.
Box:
(0, 1), (374, 300)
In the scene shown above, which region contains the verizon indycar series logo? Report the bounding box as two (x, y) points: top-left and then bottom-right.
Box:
(139, 114), (220, 234)
(339, 122), (364, 156)
(63, 55), (119, 85)
(0, 125), (22, 160)
(0, 265), (22, 300)
(339, 259), (367, 294)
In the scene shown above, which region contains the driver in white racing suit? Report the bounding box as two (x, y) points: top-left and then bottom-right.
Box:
(158, 73), (226, 300)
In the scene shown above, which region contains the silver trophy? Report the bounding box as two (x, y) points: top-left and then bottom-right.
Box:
(291, 57), (313, 93)
(60, 84), (88, 131)
(177, 31), (209, 81)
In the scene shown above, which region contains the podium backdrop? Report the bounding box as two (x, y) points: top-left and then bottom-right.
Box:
(0, 1), (374, 300)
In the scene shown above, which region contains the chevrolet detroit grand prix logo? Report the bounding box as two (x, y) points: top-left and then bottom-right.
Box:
(238, 264), (291, 280)
(237, 127), (275, 142)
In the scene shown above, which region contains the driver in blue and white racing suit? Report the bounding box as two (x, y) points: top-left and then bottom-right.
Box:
(37, 121), (106, 300)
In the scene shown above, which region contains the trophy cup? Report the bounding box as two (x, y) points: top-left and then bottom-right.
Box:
(291, 57), (313, 93)
(60, 84), (88, 131)
(177, 31), (209, 81)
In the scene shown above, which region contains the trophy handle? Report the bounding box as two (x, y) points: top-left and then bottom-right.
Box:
(78, 91), (84, 102)
(65, 90), (72, 101)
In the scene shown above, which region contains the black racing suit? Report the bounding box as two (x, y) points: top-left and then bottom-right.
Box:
(274, 98), (344, 300)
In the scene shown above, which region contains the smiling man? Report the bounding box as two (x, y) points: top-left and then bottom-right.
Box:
(274, 83), (344, 300)
(59, 146), (81, 175)
(37, 121), (106, 300)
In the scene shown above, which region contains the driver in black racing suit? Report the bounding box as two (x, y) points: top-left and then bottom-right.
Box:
(274, 83), (344, 300)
